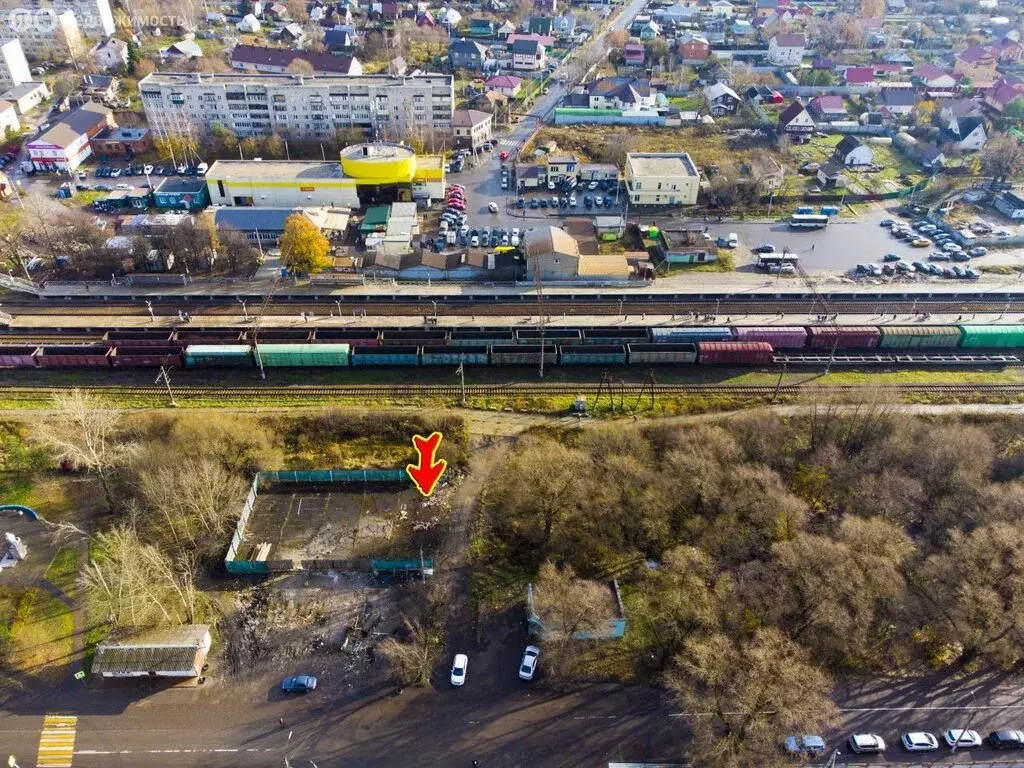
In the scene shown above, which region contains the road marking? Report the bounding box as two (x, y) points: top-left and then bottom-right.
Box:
(36, 715), (77, 768)
(74, 749), (275, 756)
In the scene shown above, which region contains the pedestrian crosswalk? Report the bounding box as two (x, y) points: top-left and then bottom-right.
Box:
(36, 714), (77, 768)
(495, 138), (523, 149)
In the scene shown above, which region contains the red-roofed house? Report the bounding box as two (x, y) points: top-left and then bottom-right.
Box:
(778, 99), (814, 139)
(985, 76), (1024, 113)
(678, 34), (710, 62)
(843, 66), (875, 85)
(809, 95), (845, 120)
(993, 37), (1023, 63)
(485, 74), (522, 97)
(624, 42), (646, 65)
(872, 63), (904, 77)
(954, 45), (998, 87)
(506, 33), (556, 48)
(914, 63), (959, 92)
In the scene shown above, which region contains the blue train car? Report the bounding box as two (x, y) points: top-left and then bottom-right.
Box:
(651, 327), (733, 344)
(350, 345), (421, 366)
(559, 344), (628, 365)
(421, 345), (489, 365)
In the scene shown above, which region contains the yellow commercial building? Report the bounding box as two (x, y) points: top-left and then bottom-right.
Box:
(206, 143), (446, 209)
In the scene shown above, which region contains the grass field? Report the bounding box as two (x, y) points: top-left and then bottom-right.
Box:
(1, 587), (75, 683)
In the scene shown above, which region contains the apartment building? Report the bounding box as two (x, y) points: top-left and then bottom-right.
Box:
(0, 8), (82, 59)
(0, 39), (31, 89)
(625, 152), (700, 206)
(10, 0), (114, 36)
(138, 72), (455, 141)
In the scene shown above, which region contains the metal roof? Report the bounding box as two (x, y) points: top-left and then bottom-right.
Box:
(92, 625), (210, 676)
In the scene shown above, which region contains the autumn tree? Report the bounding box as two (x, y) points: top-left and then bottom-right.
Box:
(32, 390), (137, 508)
(378, 618), (443, 686)
(532, 562), (612, 676)
(669, 629), (840, 768)
(285, 58), (316, 75)
(279, 214), (331, 274)
(980, 132), (1024, 183)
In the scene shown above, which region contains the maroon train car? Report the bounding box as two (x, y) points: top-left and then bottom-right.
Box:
(36, 345), (112, 367)
(696, 341), (774, 365)
(313, 329), (381, 347)
(0, 345), (40, 367)
(379, 330), (448, 347)
(104, 330), (176, 347)
(732, 326), (809, 349)
(109, 346), (184, 368)
(805, 326), (881, 350)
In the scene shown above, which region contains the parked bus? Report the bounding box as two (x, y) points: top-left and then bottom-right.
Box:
(756, 252), (799, 271)
(789, 213), (830, 230)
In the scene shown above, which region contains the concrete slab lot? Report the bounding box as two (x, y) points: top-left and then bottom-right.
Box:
(246, 483), (420, 565)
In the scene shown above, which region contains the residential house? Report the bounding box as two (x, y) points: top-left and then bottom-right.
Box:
(940, 97), (983, 122)
(279, 23), (305, 43)
(887, 0), (907, 12)
(528, 16), (553, 35)
(523, 225), (581, 280)
(92, 37), (128, 71)
(324, 28), (356, 51)
(159, 39), (204, 61)
(816, 159), (846, 188)
(264, 2), (289, 20)
(842, 66), (875, 86)
(469, 17), (494, 36)
(745, 84), (781, 104)
(919, 145), (946, 171)
(623, 42), (645, 66)
(533, 0), (556, 14)
(710, 0), (734, 17)
(449, 39), (489, 70)
(552, 14), (575, 38)
(809, 94), (845, 120)
(777, 99), (814, 139)
(73, 74), (118, 107)
(637, 20), (660, 41)
(943, 116), (987, 151)
(92, 625), (212, 679)
(883, 51), (914, 67)
(495, 20), (516, 38)
(585, 77), (655, 110)
(954, 45), (998, 87)
(1, 81), (50, 115)
(237, 13), (261, 32)
(678, 33), (710, 62)
(659, 3), (699, 23)
(625, 152), (700, 206)
(485, 74), (522, 97)
(436, 7), (462, 26)
(913, 63), (959, 93)
(0, 39), (30, 91)
(879, 88), (916, 116)
(230, 45), (363, 75)
(985, 75), (1024, 114)
(452, 109), (492, 152)
(755, 0), (777, 18)
(767, 33), (805, 66)
(833, 135), (873, 166)
(704, 81), (740, 116)
(993, 36), (1023, 63)
(27, 102), (114, 172)
(994, 191), (1024, 220)
(0, 99), (19, 135)
(511, 39), (546, 71)
(417, 10), (435, 27)
(545, 154), (577, 182)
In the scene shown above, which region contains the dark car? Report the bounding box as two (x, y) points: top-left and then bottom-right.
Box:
(583, 196), (593, 208)
(604, 195), (613, 206)
(539, 198), (548, 208)
(989, 730), (1024, 749)
(281, 675), (317, 693)
(882, 264), (895, 276)
(529, 198), (539, 209)
(516, 197), (525, 208)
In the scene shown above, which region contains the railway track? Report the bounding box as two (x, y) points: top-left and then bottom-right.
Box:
(1, 382), (1023, 401)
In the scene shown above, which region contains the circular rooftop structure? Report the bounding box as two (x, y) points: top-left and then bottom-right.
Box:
(340, 142), (416, 183)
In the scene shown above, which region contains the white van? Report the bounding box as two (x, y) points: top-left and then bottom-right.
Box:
(727, 232), (739, 248)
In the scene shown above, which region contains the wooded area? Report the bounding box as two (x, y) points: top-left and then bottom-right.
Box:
(482, 406), (1024, 767)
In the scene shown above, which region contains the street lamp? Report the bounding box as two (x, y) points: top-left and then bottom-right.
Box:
(950, 689), (979, 755)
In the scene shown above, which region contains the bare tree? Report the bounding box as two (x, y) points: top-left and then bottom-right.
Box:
(378, 618), (442, 686)
(32, 390), (137, 508)
(980, 132), (1024, 183)
(532, 561), (610, 676)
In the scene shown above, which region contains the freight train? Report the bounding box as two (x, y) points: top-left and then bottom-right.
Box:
(1, 324), (1023, 370)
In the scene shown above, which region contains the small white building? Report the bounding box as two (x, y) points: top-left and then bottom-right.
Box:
(0, 99), (19, 134)
(92, 625), (212, 679)
(833, 135), (874, 166)
(237, 13), (261, 32)
(2, 81), (51, 115)
(93, 37), (129, 70)
(767, 32), (805, 66)
(626, 152), (700, 206)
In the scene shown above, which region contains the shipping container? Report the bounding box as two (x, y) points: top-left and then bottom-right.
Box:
(380, 330), (447, 347)
(559, 344), (628, 365)
(421, 345), (489, 365)
(732, 326), (809, 349)
(958, 325), (1024, 348)
(697, 341), (774, 365)
(174, 330), (246, 345)
(449, 330), (515, 346)
(805, 326), (881, 350)
(36, 345), (112, 367)
(582, 328), (650, 345)
(104, 330), (176, 347)
(0, 345), (40, 367)
(255, 330), (314, 342)
(627, 343), (697, 364)
(490, 344), (558, 367)
(183, 344), (253, 367)
(878, 325), (962, 349)
(254, 343), (350, 367)
(313, 329), (381, 346)
(651, 326), (733, 344)
(350, 345), (420, 366)
(109, 346), (184, 368)
(516, 328), (583, 345)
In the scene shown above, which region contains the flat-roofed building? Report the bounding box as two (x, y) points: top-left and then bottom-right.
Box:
(26, 101), (114, 171)
(138, 71), (455, 141)
(92, 624), (211, 679)
(0, 39), (30, 89)
(0, 8), (82, 59)
(1, 80), (50, 114)
(625, 152), (700, 206)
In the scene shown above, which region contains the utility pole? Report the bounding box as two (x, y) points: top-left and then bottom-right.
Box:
(533, 251), (546, 378)
(950, 689), (979, 756)
(155, 366), (177, 407)
(238, 298), (250, 322)
(145, 300), (155, 322)
(773, 361), (787, 401)
(457, 355), (466, 407)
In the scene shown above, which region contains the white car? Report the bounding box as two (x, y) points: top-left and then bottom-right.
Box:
(143, 164), (153, 175)
(901, 732), (938, 752)
(588, 180), (599, 190)
(511, 234), (520, 247)
(115, 183), (131, 190)
(488, 201), (499, 213)
(511, 228), (520, 238)
(547, 181), (556, 191)
(569, 196), (577, 206)
(848, 734), (886, 753)
(944, 729), (982, 749)
(518, 646), (540, 680)
(450, 654), (468, 686)
(470, 235), (479, 247)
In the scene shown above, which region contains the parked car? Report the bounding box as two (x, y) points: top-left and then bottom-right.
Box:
(868, 264), (883, 277)
(754, 243), (776, 253)
(594, 196), (603, 207)
(882, 264), (896, 276)
(944, 730), (982, 749)
(989, 730), (1024, 749)
(879, 218), (894, 227)
(281, 675), (317, 693)
(929, 251), (951, 261)
(964, 267), (981, 279)
(901, 732), (938, 752)
(530, 198), (539, 209)
(882, 252), (901, 262)
(516, 197), (525, 208)
(896, 261), (915, 273)
(518, 646), (540, 680)
(588, 180), (599, 190)
(488, 201), (499, 213)
(568, 196), (577, 207)
(911, 261), (928, 273)
(968, 246), (988, 257)
(911, 238), (931, 247)
(450, 654), (468, 686)
(848, 734), (886, 754)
